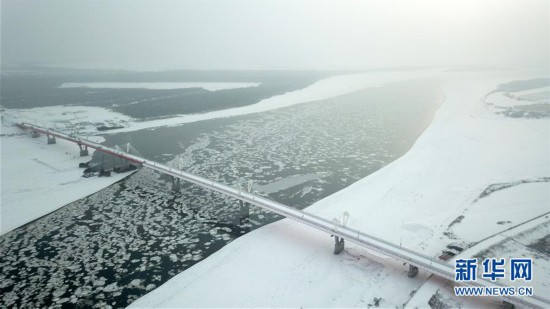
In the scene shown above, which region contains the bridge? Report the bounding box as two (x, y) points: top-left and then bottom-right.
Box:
(17, 122), (550, 308)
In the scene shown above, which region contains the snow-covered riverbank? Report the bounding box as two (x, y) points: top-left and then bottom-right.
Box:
(130, 70), (550, 308)
(0, 124), (134, 235)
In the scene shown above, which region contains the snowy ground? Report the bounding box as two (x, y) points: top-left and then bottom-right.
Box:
(0, 122), (134, 235)
(1, 106), (133, 140)
(130, 70), (550, 308)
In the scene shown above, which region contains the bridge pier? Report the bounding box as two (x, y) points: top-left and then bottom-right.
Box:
(333, 236), (345, 254)
(47, 134), (56, 144)
(31, 131), (40, 138)
(78, 144), (89, 156)
(171, 176), (181, 191)
(239, 200), (249, 220)
(407, 264), (419, 278)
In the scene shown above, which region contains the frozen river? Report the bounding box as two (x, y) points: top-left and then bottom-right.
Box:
(0, 78), (443, 307)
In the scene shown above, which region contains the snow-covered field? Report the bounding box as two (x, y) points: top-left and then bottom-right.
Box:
(0, 123), (134, 235)
(1, 106), (133, 138)
(130, 70), (550, 308)
(59, 82), (261, 91)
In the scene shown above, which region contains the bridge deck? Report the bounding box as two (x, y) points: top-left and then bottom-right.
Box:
(17, 122), (549, 308)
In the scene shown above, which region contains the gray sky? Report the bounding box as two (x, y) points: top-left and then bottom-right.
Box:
(2, 0), (549, 70)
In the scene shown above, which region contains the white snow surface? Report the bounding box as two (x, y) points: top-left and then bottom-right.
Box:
(0, 123), (133, 235)
(130, 70), (550, 308)
(1, 105), (133, 139)
(59, 82), (261, 91)
(453, 182), (550, 242)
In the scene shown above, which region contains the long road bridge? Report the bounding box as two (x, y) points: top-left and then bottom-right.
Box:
(17, 122), (550, 308)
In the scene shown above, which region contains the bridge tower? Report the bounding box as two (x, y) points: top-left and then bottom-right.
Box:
(171, 157), (183, 191)
(114, 145), (129, 172)
(113, 143), (143, 172)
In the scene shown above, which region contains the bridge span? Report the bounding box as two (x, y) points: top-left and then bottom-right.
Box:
(17, 122), (550, 308)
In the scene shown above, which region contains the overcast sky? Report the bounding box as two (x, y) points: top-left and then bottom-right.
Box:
(2, 0), (549, 71)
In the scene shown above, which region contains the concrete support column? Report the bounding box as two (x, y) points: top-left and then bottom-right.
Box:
(408, 265), (419, 278)
(78, 144), (89, 156)
(47, 134), (56, 144)
(333, 236), (345, 254)
(171, 176), (181, 191)
(31, 131), (40, 138)
(239, 200), (249, 220)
